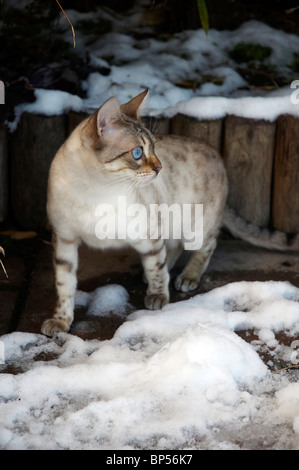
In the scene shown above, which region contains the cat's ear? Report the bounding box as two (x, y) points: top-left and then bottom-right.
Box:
(96, 96), (121, 137)
(120, 89), (149, 120)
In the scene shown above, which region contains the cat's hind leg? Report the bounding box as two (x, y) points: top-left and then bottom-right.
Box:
(41, 233), (78, 336)
(174, 238), (216, 292)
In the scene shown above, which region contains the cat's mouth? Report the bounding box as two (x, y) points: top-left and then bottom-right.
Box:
(137, 169), (161, 185)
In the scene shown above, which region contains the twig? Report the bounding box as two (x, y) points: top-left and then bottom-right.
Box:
(0, 246), (8, 278)
(55, 0), (76, 48)
(286, 6), (299, 14)
(273, 364), (299, 373)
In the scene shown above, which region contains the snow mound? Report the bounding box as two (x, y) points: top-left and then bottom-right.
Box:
(1, 281), (299, 449)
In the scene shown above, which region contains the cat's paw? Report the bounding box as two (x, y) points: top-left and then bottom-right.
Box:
(41, 318), (70, 337)
(174, 274), (199, 292)
(145, 293), (168, 310)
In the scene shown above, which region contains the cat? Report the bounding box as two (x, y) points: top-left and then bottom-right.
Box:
(41, 89), (299, 336)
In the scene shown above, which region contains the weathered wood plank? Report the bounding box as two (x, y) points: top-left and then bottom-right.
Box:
(272, 115), (299, 233)
(67, 111), (89, 136)
(10, 113), (67, 230)
(223, 115), (275, 227)
(9, 111), (298, 235)
(171, 113), (223, 151)
(0, 127), (8, 222)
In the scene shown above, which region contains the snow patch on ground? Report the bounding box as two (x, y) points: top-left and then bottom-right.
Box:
(1, 281), (299, 450)
(75, 284), (131, 317)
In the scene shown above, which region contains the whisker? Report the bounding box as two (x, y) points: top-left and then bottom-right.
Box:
(152, 118), (159, 134)
(99, 174), (133, 193)
(155, 176), (169, 204)
(128, 178), (141, 201)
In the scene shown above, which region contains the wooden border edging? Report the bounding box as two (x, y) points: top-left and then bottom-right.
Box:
(10, 113), (67, 230)
(171, 113), (223, 152)
(6, 111), (299, 234)
(223, 116), (276, 227)
(0, 127), (8, 222)
(272, 115), (299, 233)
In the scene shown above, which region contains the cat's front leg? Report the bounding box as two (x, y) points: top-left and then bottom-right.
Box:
(139, 239), (169, 310)
(41, 233), (79, 336)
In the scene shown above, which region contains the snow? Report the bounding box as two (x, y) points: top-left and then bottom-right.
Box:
(7, 7), (299, 131)
(23, 89), (84, 117)
(75, 284), (131, 317)
(1, 281), (299, 450)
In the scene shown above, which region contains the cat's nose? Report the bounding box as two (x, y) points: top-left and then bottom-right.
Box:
(153, 164), (162, 174)
(152, 155), (162, 174)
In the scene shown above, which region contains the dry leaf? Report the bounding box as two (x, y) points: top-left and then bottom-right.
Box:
(0, 230), (37, 240)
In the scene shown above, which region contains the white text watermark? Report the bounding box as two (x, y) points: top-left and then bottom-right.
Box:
(290, 80), (299, 104)
(95, 196), (203, 250)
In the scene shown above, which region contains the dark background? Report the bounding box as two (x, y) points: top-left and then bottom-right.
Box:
(1, 0), (299, 125)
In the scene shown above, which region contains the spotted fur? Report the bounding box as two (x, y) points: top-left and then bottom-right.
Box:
(41, 90), (298, 337)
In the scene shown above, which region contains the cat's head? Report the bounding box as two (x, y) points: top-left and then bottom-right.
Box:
(83, 90), (162, 185)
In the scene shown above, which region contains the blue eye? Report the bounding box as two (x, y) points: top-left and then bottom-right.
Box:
(132, 147), (143, 160)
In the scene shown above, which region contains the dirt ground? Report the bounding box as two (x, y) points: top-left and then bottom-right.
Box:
(1, 230), (299, 375)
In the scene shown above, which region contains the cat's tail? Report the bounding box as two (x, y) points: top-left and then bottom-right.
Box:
(223, 206), (299, 252)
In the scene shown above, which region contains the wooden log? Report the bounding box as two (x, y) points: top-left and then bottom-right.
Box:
(0, 127), (8, 222)
(171, 113), (223, 152)
(10, 113), (67, 230)
(141, 115), (170, 135)
(272, 115), (299, 233)
(223, 115), (275, 227)
(67, 111), (89, 136)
